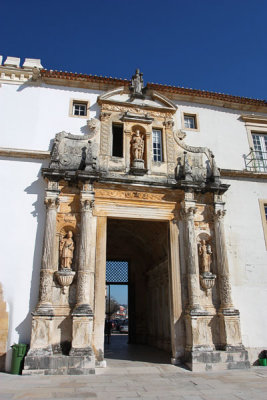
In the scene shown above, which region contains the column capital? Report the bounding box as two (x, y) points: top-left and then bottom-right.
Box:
(180, 204), (196, 221)
(44, 196), (60, 210)
(80, 198), (94, 212)
(163, 119), (174, 129)
(214, 208), (226, 221)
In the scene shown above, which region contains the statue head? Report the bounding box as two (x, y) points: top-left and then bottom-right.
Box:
(67, 231), (73, 238)
(136, 130), (140, 136)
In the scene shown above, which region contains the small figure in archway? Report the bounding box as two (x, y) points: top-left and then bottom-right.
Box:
(198, 239), (212, 274)
(60, 231), (75, 269)
(131, 130), (144, 160)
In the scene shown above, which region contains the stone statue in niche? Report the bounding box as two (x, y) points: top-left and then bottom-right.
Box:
(131, 130), (144, 160)
(198, 238), (216, 295)
(198, 239), (212, 274)
(60, 231), (75, 269)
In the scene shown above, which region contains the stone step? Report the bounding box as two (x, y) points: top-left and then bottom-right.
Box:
(23, 354), (95, 375)
(186, 349), (251, 372)
(23, 367), (95, 375)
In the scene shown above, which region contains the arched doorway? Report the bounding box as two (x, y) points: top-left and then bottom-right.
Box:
(104, 218), (171, 364)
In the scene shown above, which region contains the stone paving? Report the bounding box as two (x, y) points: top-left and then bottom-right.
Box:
(1, 335), (267, 400)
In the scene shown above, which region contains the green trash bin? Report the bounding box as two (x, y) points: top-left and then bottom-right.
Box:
(11, 344), (27, 374)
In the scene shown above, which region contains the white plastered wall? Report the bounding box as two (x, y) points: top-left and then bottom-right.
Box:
(173, 100), (256, 170)
(0, 83), (102, 150)
(0, 158), (48, 371)
(222, 177), (267, 361)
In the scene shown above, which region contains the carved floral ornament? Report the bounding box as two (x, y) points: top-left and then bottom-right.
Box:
(95, 188), (166, 202)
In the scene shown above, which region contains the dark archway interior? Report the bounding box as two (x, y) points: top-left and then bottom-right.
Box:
(106, 218), (171, 354)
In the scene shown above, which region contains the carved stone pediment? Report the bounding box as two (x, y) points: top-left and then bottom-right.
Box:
(49, 131), (98, 171)
(98, 87), (177, 113)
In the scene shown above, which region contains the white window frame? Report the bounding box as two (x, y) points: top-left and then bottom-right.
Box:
(251, 133), (267, 172)
(182, 112), (200, 132)
(69, 99), (89, 118)
(152, 129), (163, 162)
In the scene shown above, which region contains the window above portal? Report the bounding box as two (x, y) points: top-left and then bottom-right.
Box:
(69, 99), (89, 118)
(152, 129), (163, 162)
(182, 113), (199, 131)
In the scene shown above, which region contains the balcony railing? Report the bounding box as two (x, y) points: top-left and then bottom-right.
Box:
(244, 149), (267, 172)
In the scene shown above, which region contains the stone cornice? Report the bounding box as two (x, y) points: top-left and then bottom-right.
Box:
(0, 147), (50, 160)
(1, 64), (267, 112)
(240, 114), (267, 124)
(1, 146), (267, 181)
(220, 169), (267, 179)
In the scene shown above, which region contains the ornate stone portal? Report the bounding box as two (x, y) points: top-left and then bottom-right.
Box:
(23, 70), (249, 374)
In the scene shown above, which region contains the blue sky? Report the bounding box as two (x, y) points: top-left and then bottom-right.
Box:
(1, 0), (267, 100)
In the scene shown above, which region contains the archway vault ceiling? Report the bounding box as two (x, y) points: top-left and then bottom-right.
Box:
(106, 219), (168, 267)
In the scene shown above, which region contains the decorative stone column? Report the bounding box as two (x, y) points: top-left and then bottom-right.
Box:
(182, 203), (201, 312)
(28, 183), (59, 356)
(214, 203), (243, 350)
(70, 183), (96, 358)
(125, 128), (132, 172)
(182, 198), (212, 360)
(35, 189), (60, 315)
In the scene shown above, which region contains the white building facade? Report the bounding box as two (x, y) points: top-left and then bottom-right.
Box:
(0, 56), (267, 374)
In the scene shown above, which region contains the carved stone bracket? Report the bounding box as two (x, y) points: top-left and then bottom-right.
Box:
(200, 272), (216, 296)
(55, 269), (76, 294)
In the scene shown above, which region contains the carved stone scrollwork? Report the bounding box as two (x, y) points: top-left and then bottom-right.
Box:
(87, 118), (100, 137)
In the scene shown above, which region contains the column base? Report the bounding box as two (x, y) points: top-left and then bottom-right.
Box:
(72, 304), (93, 317)
(184, 349), (250, 372)
(218, 310), (243, 349)
(33, 303), (54, 316)
(23, 353), (95, 375)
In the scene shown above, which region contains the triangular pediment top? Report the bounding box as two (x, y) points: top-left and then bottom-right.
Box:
(98, 87), (177, 112)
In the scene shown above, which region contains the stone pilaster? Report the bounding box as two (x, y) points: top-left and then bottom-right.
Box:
(35, 191), (59, 316)
(214, 204), (243, 350)
(145, 129), (152, 174)
(168, 218), (184, 364)
(71, 184), (95, 356)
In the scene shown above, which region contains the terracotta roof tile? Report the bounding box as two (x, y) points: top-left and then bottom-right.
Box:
(40, 69), (267, 107)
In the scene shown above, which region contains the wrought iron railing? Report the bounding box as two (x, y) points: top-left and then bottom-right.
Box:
(244, 149), (267, 172)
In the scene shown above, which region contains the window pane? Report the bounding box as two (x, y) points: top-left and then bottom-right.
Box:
(184, 115), (196, 129)
(152, 129), (162, 162)
(73, 103), (87, 116)
(112, 124), (123, 157)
